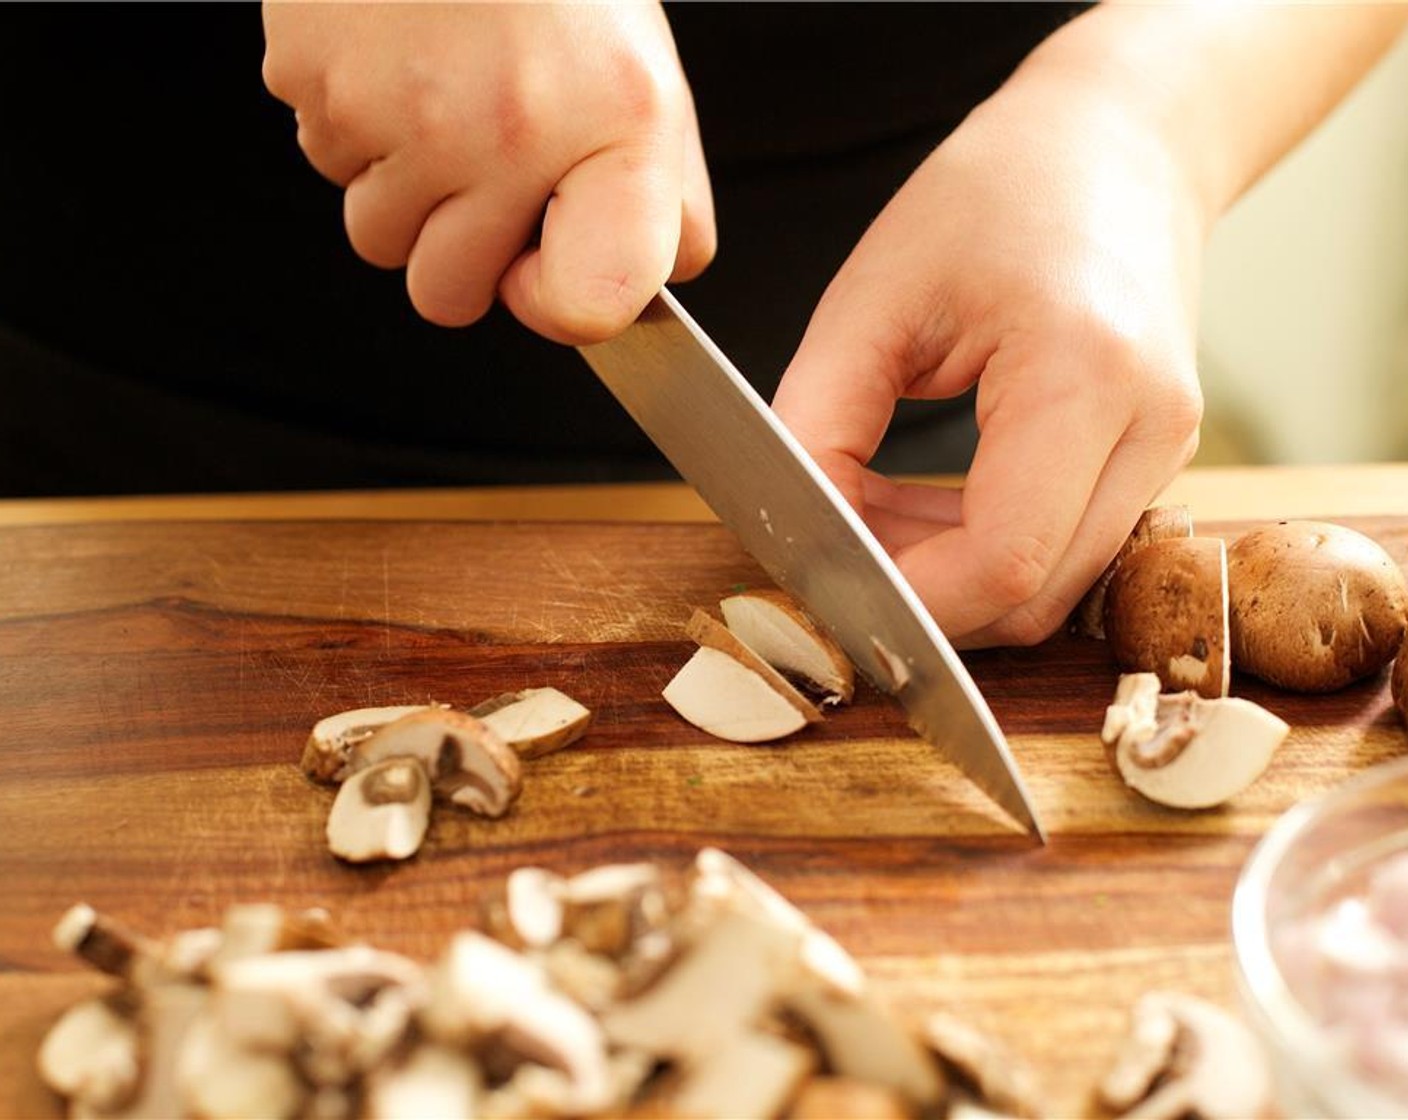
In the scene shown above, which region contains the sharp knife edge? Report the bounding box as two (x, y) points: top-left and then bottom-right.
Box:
(578, 289), (1045, 841)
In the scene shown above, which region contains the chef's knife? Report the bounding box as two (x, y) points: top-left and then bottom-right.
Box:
(578, 288), (1045, 841)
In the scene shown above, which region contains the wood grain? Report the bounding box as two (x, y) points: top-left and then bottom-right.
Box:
(1, 516), (1405, 1117)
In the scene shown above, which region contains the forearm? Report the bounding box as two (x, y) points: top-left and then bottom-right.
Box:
(1007, 2), (1408, 234)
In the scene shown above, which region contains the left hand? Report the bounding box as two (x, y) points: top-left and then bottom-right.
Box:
(772, 54), (1206, 649)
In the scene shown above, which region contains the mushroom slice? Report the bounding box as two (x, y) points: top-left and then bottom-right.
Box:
(470, 687), (593, 760)
(691, 849), (941, 1107)
(345, 707), (522, 818)
(560, 861), (668, 956)
(1097, 992), (1179, 1111)
(1072, 506), (1193, 640)
(37, 995), (140, 1112)
(686, 610), (823, 722)
(1101, 674), (1288, 809)
(788, 1077), (915, 1120)
(600, 906), (801, 1063)
(1100, 991), (1272, 1120)
(115, 982), (211, 1120)
(720, 589), (855, 704)
(176, 1015), (307, 1120)
(302, 703), (444, 782)
(921, 1011), (1043, 1119)
(663, 647), (811, 744)
(420, 932), (613, 1115)
(363, 1043), (482, 1120)
(1105, 537), (1230, 699)
(666, 1030), (815, 1119)
(486, 866), (567, 951)
(210, 903), (343, 967)
(326, 756), (432, 863)
(212, 946), (423, 1064)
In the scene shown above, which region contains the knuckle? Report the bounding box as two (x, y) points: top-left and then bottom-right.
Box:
(991, 603), (1066, 648)
(974, 533), (1059, 614)
(406, 274), (492, 330)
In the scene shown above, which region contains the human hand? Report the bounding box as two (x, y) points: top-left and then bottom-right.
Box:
(261, 1), (714, 342)
(772, 54), (1206, 649)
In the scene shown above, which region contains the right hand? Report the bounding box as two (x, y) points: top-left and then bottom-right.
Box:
(261, 1), (715, 342)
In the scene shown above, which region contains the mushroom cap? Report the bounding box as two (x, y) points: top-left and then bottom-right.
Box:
(719, 589), (855, 703)
(1228, 520), (1408, 692)
(1104, 537), (1230, 699)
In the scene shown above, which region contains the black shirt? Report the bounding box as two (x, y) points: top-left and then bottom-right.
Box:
(0, 2), (1085, 495)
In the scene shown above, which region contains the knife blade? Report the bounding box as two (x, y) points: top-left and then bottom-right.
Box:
(578, 288), (1044, 840)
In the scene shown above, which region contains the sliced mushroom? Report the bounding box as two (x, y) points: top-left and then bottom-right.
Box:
(326, 756), (432, 863)
(921, 1011), (1043, 1119)
(1099, 991), (1272, 1119)
(600, 906), (801, 1063)
(1227, 520), (1408, 692)
(345, 707), (522, 818)
(302, 703), (444, 782)
(788, 1077), (915, 1120)
(420, 931), (613, 1115)
(115, 982), (210, 1120)
(37, 995), (140, 1113)
(539, 939), (627, 1012)
(686, 609), (823, 723)
(470, 687), (593, 760)
(1097, 991), (1179, 1111)
(1105, 537), (1230, 699)
(209, 903), (342, 968)
(1101, 673), (1288, 809)
(1072, 506), (1194, 640)
(663, 646), (812, 743)
(666, 1030), (815, 1119)
(719, 589), (855, 704)
(488, 866), (567, 951)
(560, 862), (668, 957)
(175, 1014), (307, 1120)
(362, 1043), (482, 1120)
(212, 946), (423, 1073)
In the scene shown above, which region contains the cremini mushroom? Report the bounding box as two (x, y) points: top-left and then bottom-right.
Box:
(345, 707), (522, 818)
(1098, 991), (1273, 1119)
(325, 756), (432, 863)
(719, 588), (855, 704)
(470, 687), (593, 760)
(1072, 506), (1194, 640)
(1104, 536), (1230, 699)
(1101, 673), (1288, 809)
(1227, 520), (1408, 692)
(301, 703), (444, 782)
(663, 646), (813, 743)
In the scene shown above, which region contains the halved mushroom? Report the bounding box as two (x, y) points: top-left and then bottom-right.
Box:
(663, 647), (813, 743)
(719, 589), (855, 704)
(345, 707), (522, 818)
(326, 756), (432, 863)
(1098, 991), (1272, 1119)
(1072, 506), (1194, 640)
(470, 687), (593, 760)
(686, 610), (823, 723)
(1227, 520), (1408, 692)
(37, 995), (141, 1113)
(1105, 537), (1230, 699)
(921, 1011), (1043, 1119)
(301, 703), (444, 782)
(1101, 673), (1288, 809)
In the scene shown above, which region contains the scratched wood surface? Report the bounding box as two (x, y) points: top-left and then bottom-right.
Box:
(1, 516), (1405, 1118)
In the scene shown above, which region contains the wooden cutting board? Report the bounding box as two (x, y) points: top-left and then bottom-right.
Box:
(2, 516), (1405, 1117)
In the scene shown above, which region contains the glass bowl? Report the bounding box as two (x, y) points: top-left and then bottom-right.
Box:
(1234, 755), (1408, 1118)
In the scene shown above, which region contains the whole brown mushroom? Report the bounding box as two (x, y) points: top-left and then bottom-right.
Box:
(1227, 521), (1407, 692)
